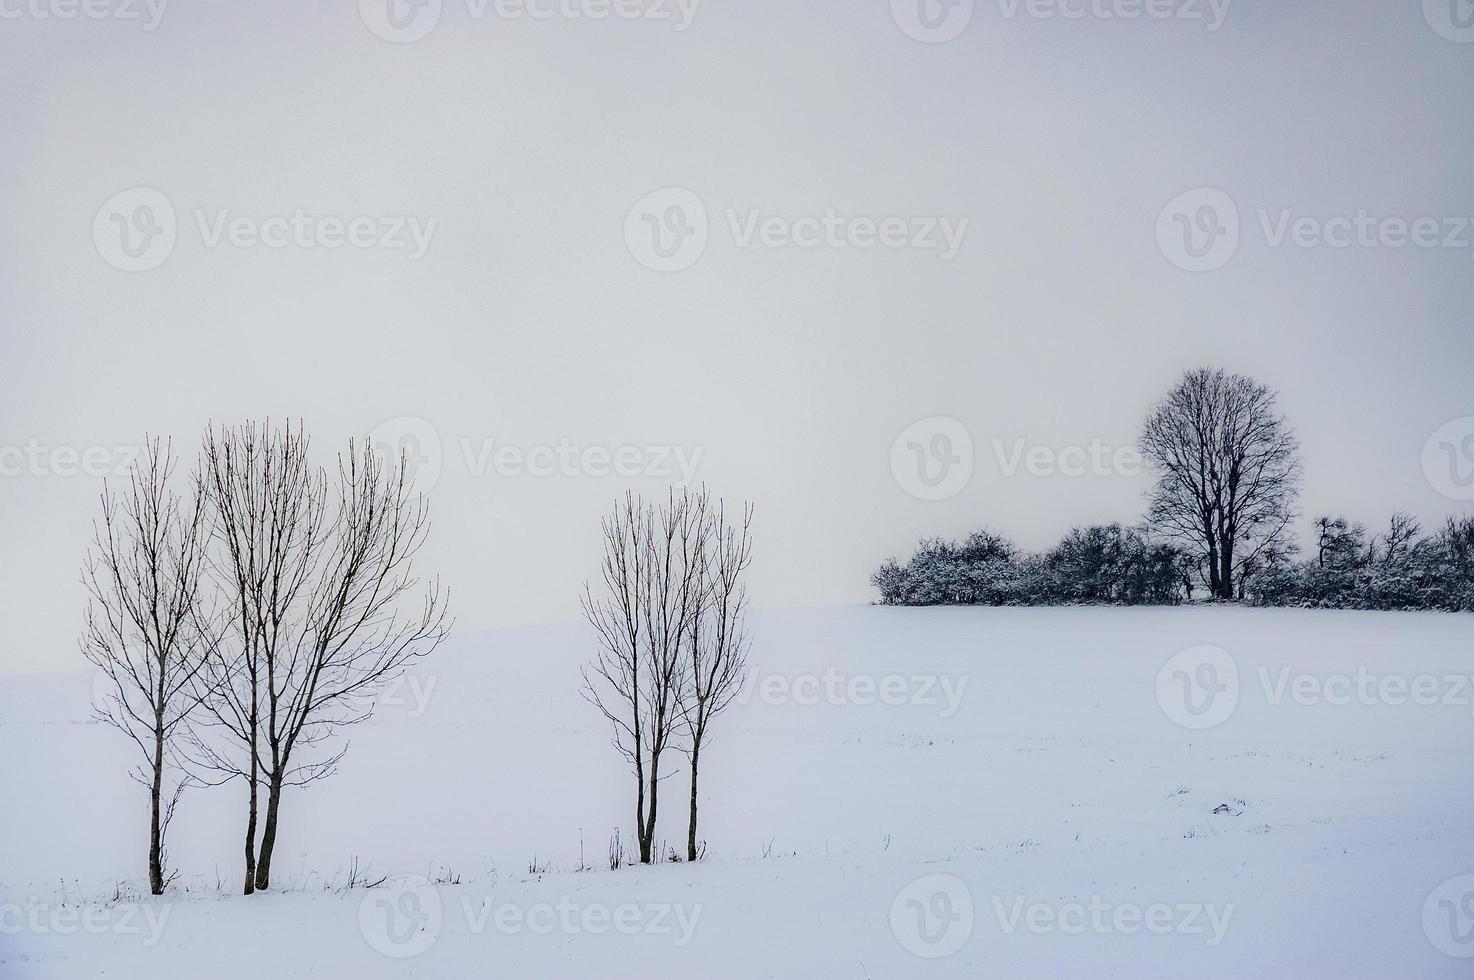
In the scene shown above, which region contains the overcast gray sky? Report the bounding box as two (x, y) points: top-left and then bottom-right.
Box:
(2, 0), (1473, 673)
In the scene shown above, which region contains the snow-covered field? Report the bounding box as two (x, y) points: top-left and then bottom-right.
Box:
(3, 605), (1474, 978)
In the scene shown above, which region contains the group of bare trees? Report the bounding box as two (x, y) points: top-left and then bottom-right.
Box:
(581, 488), (753, 864)
(82, 421), (449, 895)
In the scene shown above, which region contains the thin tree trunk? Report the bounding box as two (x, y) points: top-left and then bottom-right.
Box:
(254, 776), (284, 890)
(686, 743), (700, 862)
(634, 750), (648, 865)
(148, 725), (164, 896)
(641, 752), (661, 864)
(243, 727), (258, 895)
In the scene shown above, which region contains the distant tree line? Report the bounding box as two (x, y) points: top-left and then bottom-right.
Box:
(1247, 513), (1474, 610)
(875, 368), (1474, 612)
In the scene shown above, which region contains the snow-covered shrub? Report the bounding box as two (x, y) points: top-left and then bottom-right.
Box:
(871, 531), (1028, 606)
(878, 513), (1474, 611)
(1035, 524), (1186, 605)
(872, 525), (1187, 606)
(1245, 512), (1474, 612)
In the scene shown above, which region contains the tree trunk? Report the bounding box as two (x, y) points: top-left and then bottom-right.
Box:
(243, 772), (258, 895)
(148, 726), (164, 896)
(254, 775), (284, 890)
(640, 752), (660, 864)
(634, 753), (648, 865)
(1218, 542), (1235, 600)
(686, 744), (700, 862)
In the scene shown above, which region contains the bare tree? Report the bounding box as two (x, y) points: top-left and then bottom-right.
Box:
(581, 489), (705, 865)
(82, 437), (214, 895)
(1377, 510), (1421, 564)
(189, 421), (450, 892)
(189, 421), (325, 894)
(677, 494), (752, 862)
(1139, 368), (1301, 601)
(1314, 515), (1368, 568)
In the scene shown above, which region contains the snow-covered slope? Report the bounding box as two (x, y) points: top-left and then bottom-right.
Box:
(3, 605), (1473, 977)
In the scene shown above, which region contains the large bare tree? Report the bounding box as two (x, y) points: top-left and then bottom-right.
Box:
(677, 495), (752, 862)
(581, 489), (706, 865)
(190, 421), (450, 892)
(1139, 368), (1301, 601)
(82, 437), (215, 895)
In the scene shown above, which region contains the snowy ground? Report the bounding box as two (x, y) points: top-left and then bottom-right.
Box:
(3, 605), (1474, 978)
